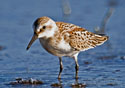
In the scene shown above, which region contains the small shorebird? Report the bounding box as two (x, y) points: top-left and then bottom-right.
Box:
(26, 16), (108, 79)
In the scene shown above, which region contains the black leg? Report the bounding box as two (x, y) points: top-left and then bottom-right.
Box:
(58, 57), (63, 79)
(75, 64), (79, 79)
(73, 54), (79, 79)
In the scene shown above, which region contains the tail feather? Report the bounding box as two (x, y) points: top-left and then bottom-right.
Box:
(94, 35), (109, 46)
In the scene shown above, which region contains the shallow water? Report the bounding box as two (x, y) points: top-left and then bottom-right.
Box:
(0, 0), (125, 88)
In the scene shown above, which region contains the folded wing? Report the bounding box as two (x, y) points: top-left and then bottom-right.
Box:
(68, 28), (108, 51)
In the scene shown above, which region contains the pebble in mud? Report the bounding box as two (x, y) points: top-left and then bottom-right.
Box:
(107, 83), (117, 86)
(9, 78), (43, 85)
(121, 56), (125, 60)
(0, 46), (4, 51)
(84, 61), (92, 65)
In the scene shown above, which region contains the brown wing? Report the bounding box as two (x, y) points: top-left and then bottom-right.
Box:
(68, 28), (108, 51)
(56, 22), (81, 33)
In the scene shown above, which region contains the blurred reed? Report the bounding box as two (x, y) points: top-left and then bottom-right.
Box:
(94, 0), (118, 34)
(94, 0), (118, 51)
(61, 0), (71, 21)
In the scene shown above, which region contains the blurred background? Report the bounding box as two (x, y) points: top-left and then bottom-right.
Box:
(0, 0), (125, 88)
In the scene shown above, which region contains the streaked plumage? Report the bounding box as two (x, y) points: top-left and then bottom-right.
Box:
(26, 16), (108, 79)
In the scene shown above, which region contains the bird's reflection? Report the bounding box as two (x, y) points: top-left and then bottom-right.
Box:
(71, 78), (86, 88)
(51, 78), (63, 88)
(51, 78), (86, 88)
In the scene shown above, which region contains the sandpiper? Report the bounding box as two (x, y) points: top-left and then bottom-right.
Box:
(26, 16), (108, 79)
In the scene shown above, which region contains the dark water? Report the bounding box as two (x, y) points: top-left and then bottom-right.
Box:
(0, 0), (125, 88)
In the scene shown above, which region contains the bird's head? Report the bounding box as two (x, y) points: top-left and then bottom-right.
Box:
(26, 16), (57, 50)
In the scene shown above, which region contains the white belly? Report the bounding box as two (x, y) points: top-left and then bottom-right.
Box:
(39, 38), (78, 57)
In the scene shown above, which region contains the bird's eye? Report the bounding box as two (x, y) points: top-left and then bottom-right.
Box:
(43, 26), (46, 29)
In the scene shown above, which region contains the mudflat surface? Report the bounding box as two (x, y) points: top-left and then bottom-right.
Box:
(0, 0), (125, 88)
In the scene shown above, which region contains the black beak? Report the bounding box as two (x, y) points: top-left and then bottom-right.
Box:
(26, 34), (38, 50)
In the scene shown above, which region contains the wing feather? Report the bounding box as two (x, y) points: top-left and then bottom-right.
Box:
(56, 22), (108, 51)
(68, 28), (108, 51)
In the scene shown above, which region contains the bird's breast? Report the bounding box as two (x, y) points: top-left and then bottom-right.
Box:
(39, 38), (77, 57)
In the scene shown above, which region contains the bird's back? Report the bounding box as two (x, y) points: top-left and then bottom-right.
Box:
(55, 22), (108, 51)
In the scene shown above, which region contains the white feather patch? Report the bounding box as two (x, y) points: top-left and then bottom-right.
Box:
(58, 38), (71, 51)
(38, 19), (58, 38)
